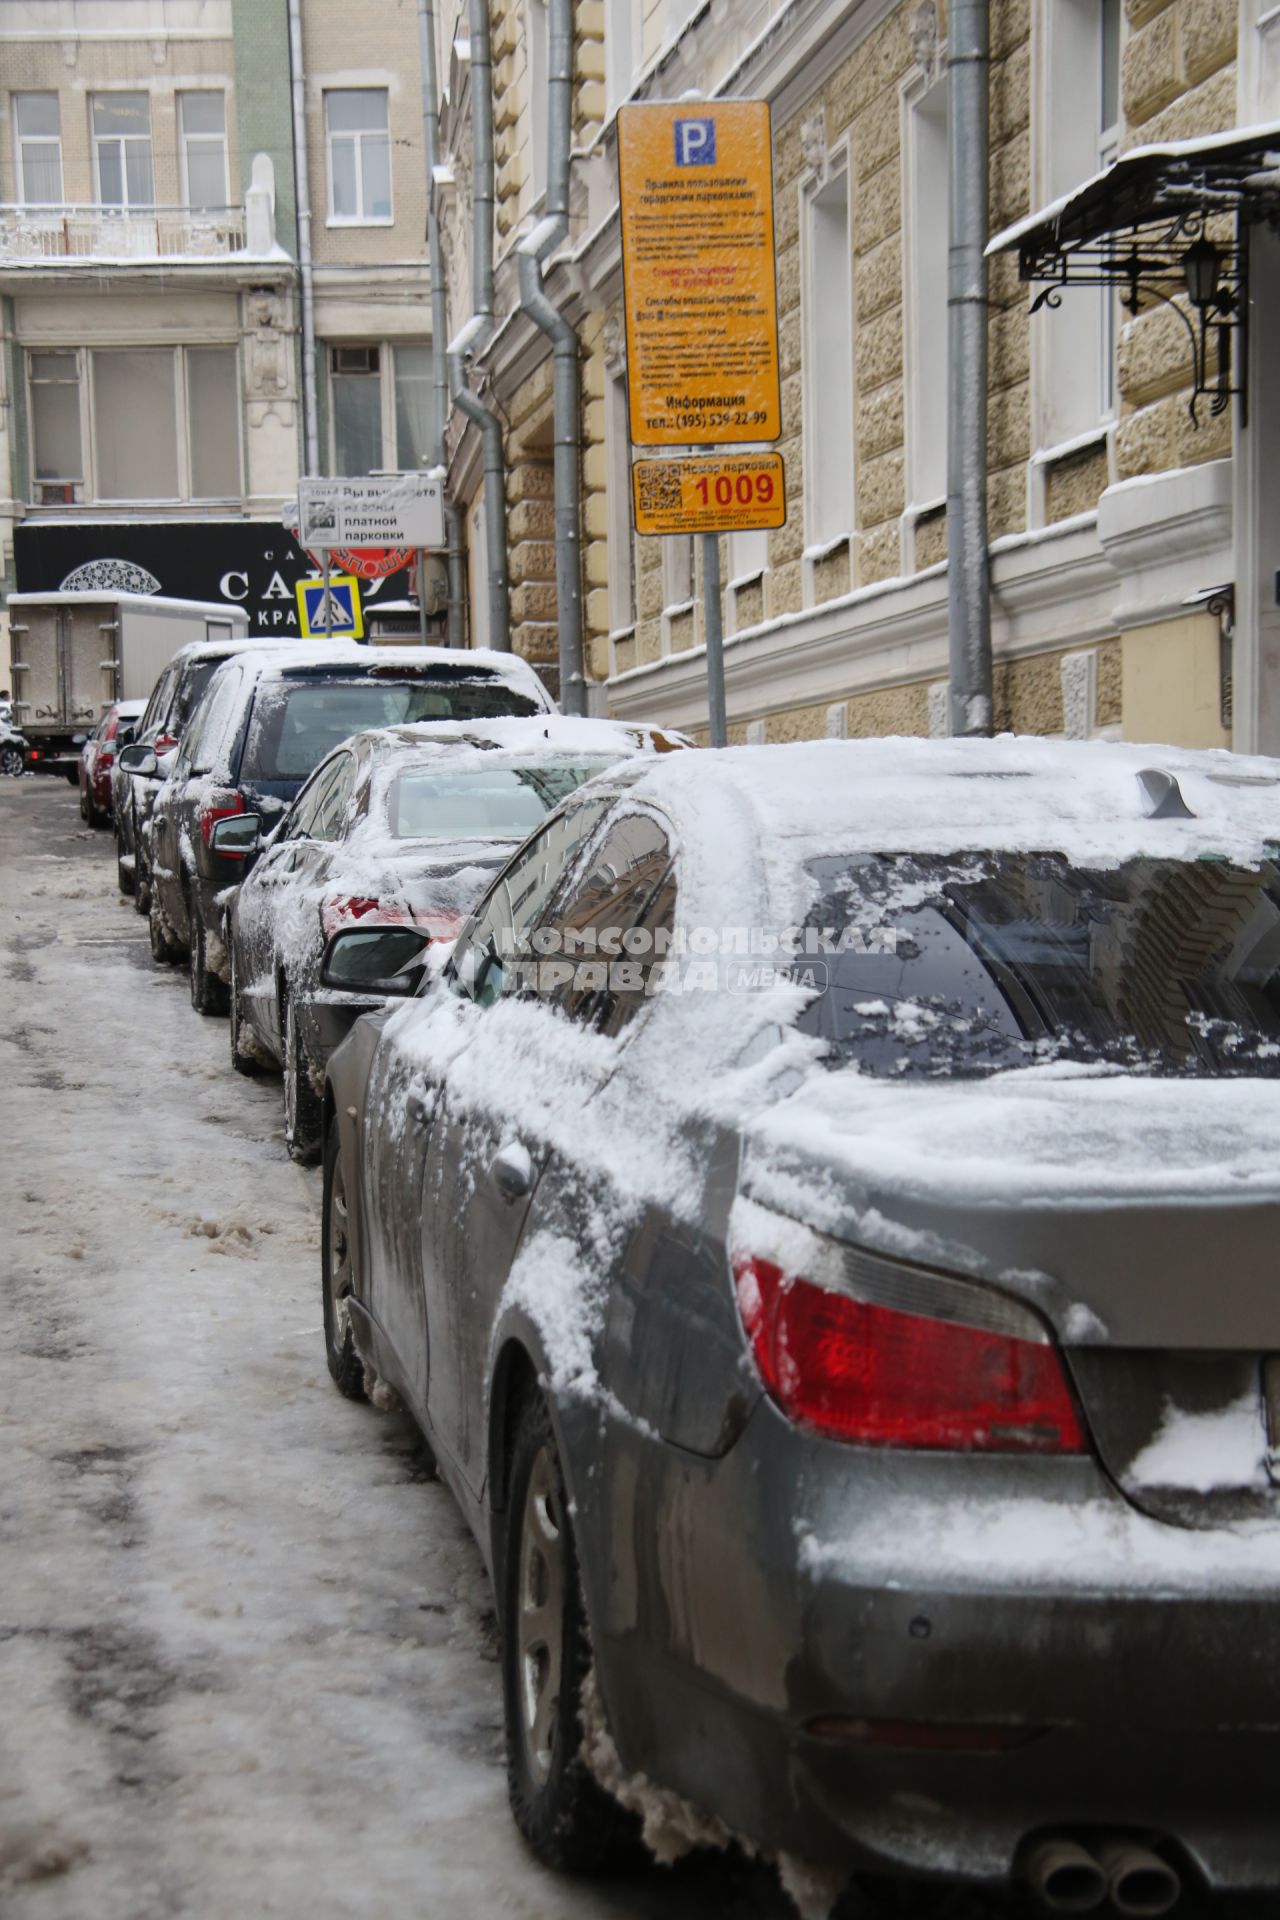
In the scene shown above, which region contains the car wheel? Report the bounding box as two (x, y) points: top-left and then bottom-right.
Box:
(78, 784), (89, 821)
(501, 1391), (633, 1871)
(116, 833), (136, 897)
(149, 888), (183, 965)
(228, 941), (262, 1076)
(321, 1121), (366, 1401)
(0, 745), (23, 777)
(189, 907), (229, 1018)
(134, 844), (151, 917)
(283, 994), (323, 1165)
(90, 802), (110, 831)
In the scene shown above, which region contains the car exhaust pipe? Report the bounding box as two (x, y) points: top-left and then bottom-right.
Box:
(1096, 1842), (1181, 1917)
(1023, 1839), (1109, 1912)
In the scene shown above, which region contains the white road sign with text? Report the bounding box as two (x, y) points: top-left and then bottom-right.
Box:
(298, 473), (445, 550)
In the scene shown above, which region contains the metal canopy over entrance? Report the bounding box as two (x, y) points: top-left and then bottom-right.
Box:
(988, 120), (1280, 424)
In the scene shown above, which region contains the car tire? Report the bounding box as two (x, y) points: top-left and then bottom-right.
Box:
(0, 745), (23, 777)
(228, 942), (262, 1077)
(321, 1121), (366, 1402)
(149, 889), (183, 965)
(116, 833), (136, 897)
(283, 993), (323, 1165)
(78, 784), (89, 821)
(501, 1391), (634, 1872)
(189, 907), (229, 1018)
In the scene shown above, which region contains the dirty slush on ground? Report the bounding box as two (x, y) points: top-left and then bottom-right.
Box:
(0, 778), (1148, 1920)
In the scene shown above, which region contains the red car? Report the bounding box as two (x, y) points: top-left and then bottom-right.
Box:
(79, 700), (146, 828)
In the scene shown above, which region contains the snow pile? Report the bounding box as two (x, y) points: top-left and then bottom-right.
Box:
(1130, 1390), (1269, 1493)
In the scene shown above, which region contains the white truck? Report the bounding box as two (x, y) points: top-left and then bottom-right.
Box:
(7, 591), (250, 779)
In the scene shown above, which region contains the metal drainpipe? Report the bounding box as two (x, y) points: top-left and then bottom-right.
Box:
(516, 0), (585, 714)
(447, 0), (510, 650)
(946, 0), (993, 736)
(416, 0), (466, 647)
(286, 0), (319, 477)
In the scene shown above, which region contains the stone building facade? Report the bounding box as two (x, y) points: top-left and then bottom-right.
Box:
(438, 0), (1280, 748)
(0, 0), (433, 637)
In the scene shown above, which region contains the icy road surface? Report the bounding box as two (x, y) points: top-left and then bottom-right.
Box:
(0, 780), (801, 1920)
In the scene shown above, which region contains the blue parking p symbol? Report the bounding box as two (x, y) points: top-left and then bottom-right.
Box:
(674, 117), (716, 167)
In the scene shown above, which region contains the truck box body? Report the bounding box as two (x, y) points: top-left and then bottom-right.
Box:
(8, 592), (249, 770)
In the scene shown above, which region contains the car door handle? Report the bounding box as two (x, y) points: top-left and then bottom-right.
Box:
(491, 1141), (532, 1204)
(407, 1087), (437, 1131)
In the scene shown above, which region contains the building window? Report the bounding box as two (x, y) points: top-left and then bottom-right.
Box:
(92, 93), (154, 208)
(905, 80), (949, 509)
(730, 527), (768, 582)
(180, 92), (228, 209)
(186, 348), (241, 496)
(528, 0), (549, 200)
(94, 350), (179, 498)
(803, 159), (854, 549)
(26, 346), (241, 505)
(329, 343), (438, 474)
(29, 352), (82, 503)
(325, 90), (391, 223)
(1035, 0), (1123, 446)
(662, 535), (693, 611)
(14, 93), (62, 205)
(393, 344), (436, 468)
(605, 368), (635, 633)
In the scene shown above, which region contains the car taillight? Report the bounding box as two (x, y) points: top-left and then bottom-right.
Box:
(100, 751), (114, 767)
(732, 1245), (1086, 1454)
(199, 789), (245, 849)
(153, 732), (178, 753)
(319, 895), (461, 941)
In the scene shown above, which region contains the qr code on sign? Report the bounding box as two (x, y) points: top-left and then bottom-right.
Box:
(637, 468), (683, 515)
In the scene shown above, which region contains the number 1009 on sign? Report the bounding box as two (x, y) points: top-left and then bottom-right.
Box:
(632, 452), (787, 537)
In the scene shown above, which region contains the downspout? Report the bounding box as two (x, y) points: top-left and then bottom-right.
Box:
(946, 0), (993, 735)
(516, 0), (585, 714)
(447, 0), (510, 650)
(286, 0), (319, 476)
(416, 0), (466, 646)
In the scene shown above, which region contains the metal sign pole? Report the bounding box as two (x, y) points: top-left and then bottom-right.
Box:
(701, 531), (727, 748)
(323, 553), (333, 641)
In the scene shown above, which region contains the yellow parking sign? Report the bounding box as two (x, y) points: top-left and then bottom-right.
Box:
(296, 574), (363, 639)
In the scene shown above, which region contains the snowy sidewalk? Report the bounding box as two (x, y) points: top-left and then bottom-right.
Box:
(0, 781), (790, 1920)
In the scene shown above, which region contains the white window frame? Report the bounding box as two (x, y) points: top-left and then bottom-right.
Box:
(800, 140), (855, 599)
(605, 365), (635, 645)
(727, 525), (769, 634)
(902, 68), (949, 559)
(324, 88), (393, 227)
(90, 91), (154, 210)
(178, 91), (229, 210)
(326, 340), (436, 474)
(26, 344), (242, 507)
(1028, 0), (1123, 523)
(13, 92), (63, 206)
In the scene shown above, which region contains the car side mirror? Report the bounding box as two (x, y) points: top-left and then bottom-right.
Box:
(118, 743), (158, 775)
(321, 925), (429, 997)
(210, 813), (262, 857)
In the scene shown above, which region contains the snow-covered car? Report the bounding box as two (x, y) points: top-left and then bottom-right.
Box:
(321, 734), (1280, 1907)
(113, 634), (264, 905)
(78, 699), (146, 827)
(121, 641), (553, 1015)
(224, 716), (687, 1163)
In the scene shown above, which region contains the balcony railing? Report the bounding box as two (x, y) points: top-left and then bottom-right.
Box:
(0, 203), (248, 262)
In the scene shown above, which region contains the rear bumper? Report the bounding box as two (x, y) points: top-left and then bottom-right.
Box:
(582, 1397), (1280, 1889)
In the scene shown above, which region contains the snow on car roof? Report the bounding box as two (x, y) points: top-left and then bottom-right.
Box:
(355, 714), (691, 762)
(220, 642), (555, 702)
(613, 735), (1280, 879)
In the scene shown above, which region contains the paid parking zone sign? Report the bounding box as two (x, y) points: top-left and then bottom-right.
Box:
(296, 574), (363, 639)
(617, 101), (781, 446)
(633, 451), (786, 536)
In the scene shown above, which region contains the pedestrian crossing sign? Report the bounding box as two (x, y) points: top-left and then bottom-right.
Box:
(296, 574), (363, 639)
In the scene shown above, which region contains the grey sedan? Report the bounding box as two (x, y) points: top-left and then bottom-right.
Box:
(319, 735), (1280, 1910)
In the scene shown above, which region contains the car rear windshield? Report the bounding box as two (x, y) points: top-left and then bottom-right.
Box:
(794, 850), (1280, 1078)
(174, 660), (222, 729)
(389, 759), (615, 840)
(240, 672), (542, 782)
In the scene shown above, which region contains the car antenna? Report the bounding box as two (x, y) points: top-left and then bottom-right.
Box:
(1137, 768), (1195, 819)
